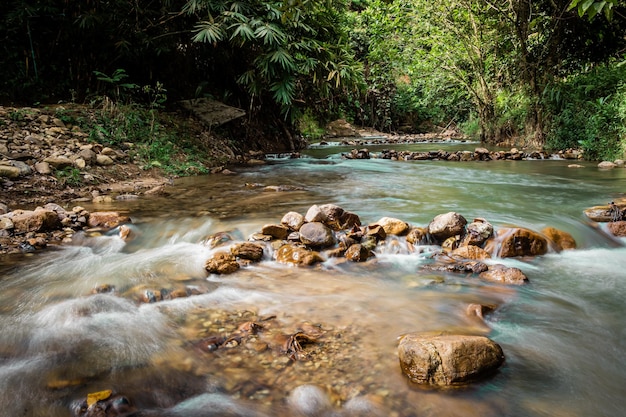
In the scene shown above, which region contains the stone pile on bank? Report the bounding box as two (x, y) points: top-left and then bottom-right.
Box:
(0, 106), (128, 177)
(0, 202), (129, 254)
(342, 146), (582, 161)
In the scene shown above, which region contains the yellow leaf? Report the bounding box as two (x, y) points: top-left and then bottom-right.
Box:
(87, 390), (112, 407)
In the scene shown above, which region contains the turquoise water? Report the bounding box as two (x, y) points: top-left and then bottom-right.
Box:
(0, 145), (624, 417)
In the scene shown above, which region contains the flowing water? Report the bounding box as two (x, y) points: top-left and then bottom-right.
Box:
(1, 142), (625, 417)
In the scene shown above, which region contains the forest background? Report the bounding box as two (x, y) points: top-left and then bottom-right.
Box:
(1, 0), (625, 161)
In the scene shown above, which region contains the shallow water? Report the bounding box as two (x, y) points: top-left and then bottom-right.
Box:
(1, 144), (625, 417)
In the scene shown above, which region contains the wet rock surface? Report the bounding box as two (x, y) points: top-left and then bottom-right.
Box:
(0, 203), (130, 254)
(398, 333), (505, 386)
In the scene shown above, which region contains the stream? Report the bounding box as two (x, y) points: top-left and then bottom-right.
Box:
(1, 141), (625, 417)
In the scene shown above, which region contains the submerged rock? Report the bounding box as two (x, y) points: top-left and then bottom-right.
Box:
(287, 385), (332, 416)
(87, 211), (131, 229)
(479, 264), (529, 285)
(491, 227), (548, 257)
(466, 303), (497, 320)
(450, 245), (491, 260)
(398, 333), (505, 386)
(541, 226), (576, 250)
(607, 221), (626, 237)
(598, 161), (617, 169)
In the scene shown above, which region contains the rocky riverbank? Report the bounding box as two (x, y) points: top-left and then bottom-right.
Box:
(0, 104), (246, 209)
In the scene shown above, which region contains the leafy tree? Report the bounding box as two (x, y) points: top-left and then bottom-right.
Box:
(184, 0), (362, 119)
(0, 0), (202, 103)
(569, 0), (621, 20)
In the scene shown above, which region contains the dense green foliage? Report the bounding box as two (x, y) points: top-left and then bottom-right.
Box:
(1, 0), (625, 159)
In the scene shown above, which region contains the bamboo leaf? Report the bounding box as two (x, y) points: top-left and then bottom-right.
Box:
(229, 23), (255, 42)
(269, 49), (295, 70)
(192, 21), (225, 44)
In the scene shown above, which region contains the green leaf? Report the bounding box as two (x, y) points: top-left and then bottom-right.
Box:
(269, 48), (295, 70)
(254, 23), (286, 46)
(567, 0), (581, 11)
(270, 77), (295, 105)
(229, 23), (255, 42)
(192, 21), (225, 44)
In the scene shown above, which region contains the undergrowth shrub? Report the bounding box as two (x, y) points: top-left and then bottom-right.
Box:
(79, 97), (212, 176)
(544, 64), (626, 160)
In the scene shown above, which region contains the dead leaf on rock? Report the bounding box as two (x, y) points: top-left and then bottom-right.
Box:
(87, 389), (112, 407)
(280, 332), (319, 361)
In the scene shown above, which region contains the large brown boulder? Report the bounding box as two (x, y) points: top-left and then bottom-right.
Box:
(428, 212), (467, 243)
(6, 208), (61, 233)
(326, 119), (358, 137)
(493, 227), (548, 257)
(398, 333), (505, 386)
(299, 222), (336, 248)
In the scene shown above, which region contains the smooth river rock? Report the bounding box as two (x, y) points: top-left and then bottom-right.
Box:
(492, 227), (548, 257)
(450, 245), (491, 260)
(398, 333), (505, 386)
(87, 211), (130, 228)
(281, 211), (305, 231)
(583, 200), (626, 222)
(4, 208), (61, 233)
(607, 221), (626, 237)
(479, 264), (529, 285)
(0, 164), (21, 178)
(428, 212), (468, 243)
(461, 218), (493, 247)
(261, 223), (290, 240)
(541, 226), (576, 250)
(230, 242), (264, 261)
(205, 251), (240, 274)
(372, 216), (410, 236)
(299, 222), (336, 248)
